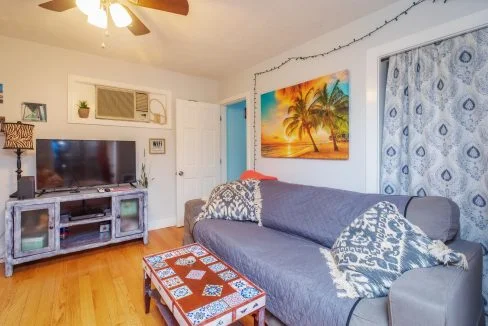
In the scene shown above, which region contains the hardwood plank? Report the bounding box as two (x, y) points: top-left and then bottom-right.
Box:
(19, 267), (44, 325)
(0, 227), (248, 325)
(79, 274), (97, 325)
(88, 253), (118, 325)
(0, 276), (28, 324)
(0, 261), (39, 324)
(33, 262), (58, 326)
(66, 258), (83, 326)
(51, 260), (69, 325)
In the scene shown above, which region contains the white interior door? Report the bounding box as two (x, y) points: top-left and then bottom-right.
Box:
(176, 99), (221, 227)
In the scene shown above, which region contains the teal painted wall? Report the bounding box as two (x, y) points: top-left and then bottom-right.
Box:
(226, 101), (247, 181)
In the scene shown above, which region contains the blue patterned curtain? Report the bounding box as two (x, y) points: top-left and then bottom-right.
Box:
(381, 27), (488, 311)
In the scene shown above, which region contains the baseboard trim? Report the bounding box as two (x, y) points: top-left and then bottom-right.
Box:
(149, 218), (176, 231)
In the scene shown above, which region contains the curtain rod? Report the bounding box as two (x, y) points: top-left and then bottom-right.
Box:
(379, 23), (487, 63)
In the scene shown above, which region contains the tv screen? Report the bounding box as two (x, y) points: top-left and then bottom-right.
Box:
(36, 139), (136, 190)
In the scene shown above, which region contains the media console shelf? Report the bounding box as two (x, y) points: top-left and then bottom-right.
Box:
(4, 188), (148, 277)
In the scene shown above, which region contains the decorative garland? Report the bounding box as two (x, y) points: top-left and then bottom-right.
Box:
(252, 0), (448, 169)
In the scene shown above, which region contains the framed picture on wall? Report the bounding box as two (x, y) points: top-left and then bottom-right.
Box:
(261, 70), (349, 160)
(22, 102), (47, 122)
(149, 138), (165, 154)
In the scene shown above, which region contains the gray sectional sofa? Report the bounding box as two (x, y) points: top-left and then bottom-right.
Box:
(183, 180), (484, 326)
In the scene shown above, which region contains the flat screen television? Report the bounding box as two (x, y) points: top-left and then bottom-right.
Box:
(36, 139), (136, 190)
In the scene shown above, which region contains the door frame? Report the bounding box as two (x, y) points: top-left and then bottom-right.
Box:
(365, 9), (488, 194)
(220, 92), (254, 183)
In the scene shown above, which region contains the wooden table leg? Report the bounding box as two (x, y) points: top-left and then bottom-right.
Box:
(254, 307), (265, 326)
(144, 271), (151, 313)
(150, 289), (178, 326)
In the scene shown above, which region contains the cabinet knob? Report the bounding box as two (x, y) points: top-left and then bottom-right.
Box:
(49, 226), (54, 230)
(178, 171), (184, 176)
(117, 215), (121, 219)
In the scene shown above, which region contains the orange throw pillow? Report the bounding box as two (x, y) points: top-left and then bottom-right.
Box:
(240, 170), (278, 181)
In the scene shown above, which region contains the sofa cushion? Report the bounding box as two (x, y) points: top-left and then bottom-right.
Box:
(240, 170), (278, 181)
(197, 179), (262, 224)
(323, 201), (467, 299)
(193, 219), (358, 326)
(260, 181), (411, 248)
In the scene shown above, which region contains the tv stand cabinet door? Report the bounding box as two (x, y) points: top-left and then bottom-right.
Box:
(13, 203), (56, 258)
(114, 193), (144, 238)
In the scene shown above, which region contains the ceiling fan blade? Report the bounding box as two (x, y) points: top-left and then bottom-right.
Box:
(123, 5), (151, 36)
(128, 0), (189, 16)
(39, 0), (76, 12)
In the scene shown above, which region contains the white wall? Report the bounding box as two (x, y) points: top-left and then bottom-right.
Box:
(0, 36), (219, 256)
(219, 0), (488, 192)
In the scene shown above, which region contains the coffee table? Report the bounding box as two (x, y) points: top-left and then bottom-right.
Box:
(143, 243), (266, 326)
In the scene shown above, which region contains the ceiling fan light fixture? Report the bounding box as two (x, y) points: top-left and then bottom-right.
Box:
(109, 3), (132, 28)
(76, 0), (100, 16)
(88, 8), (107, 29)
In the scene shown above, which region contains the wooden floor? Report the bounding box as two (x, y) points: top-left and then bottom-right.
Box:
(0, 227), (253, 326)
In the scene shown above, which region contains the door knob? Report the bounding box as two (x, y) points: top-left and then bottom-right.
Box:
(178, 171), (184, 176)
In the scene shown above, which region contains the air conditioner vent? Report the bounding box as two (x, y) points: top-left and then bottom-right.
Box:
(135, 92), (150, 121)
(96, 86), (135, 120)
(136, 92), (149, 112)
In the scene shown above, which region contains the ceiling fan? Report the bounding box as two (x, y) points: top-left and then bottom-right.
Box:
(38, 0), (189, 36)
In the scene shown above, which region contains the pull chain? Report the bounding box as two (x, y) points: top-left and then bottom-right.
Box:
(101, 29), (109, 49)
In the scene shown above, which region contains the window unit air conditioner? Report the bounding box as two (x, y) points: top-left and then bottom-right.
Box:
(95, 85), (149, 122)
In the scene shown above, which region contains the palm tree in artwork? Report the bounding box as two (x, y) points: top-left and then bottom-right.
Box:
(283, 88), (321, 152)
(311, 80), (349, 151)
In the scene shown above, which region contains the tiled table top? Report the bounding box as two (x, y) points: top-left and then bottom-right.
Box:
(143, 243), (266, 326)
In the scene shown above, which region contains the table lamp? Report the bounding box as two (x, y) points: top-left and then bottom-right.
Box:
(2, 121), (34, 197)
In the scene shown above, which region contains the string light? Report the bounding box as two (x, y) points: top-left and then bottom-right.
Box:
(252, 0), (448, 169)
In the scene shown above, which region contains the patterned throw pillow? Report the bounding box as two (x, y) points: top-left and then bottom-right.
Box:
(197, 179), (262, 225)
(321, 201), (468, 299)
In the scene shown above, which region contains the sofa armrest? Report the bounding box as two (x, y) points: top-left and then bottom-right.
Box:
(183, 199), (205, 245)
(389, 240), (483, 326)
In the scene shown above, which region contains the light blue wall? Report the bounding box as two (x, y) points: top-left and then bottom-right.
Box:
(226, 101), (247, 181)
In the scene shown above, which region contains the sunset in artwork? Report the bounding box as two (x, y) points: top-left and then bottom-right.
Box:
(261, 70), (350, 159)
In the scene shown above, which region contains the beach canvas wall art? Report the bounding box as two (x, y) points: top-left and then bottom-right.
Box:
(261, 70), (350, 160)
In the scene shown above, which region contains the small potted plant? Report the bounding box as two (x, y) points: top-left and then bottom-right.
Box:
(77, 100), (90, 118)
(138, 162), (154, 188)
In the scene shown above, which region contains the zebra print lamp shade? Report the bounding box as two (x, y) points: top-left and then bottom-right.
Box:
(3, 122), (34, 150)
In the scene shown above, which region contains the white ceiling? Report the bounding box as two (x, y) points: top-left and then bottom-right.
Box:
(0, 0), (397, 78)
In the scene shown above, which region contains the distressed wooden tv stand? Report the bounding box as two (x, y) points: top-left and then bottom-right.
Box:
(4, 187), (148, 277)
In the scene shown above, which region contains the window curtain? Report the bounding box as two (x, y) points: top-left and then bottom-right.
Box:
(381, 27), (488, 311)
